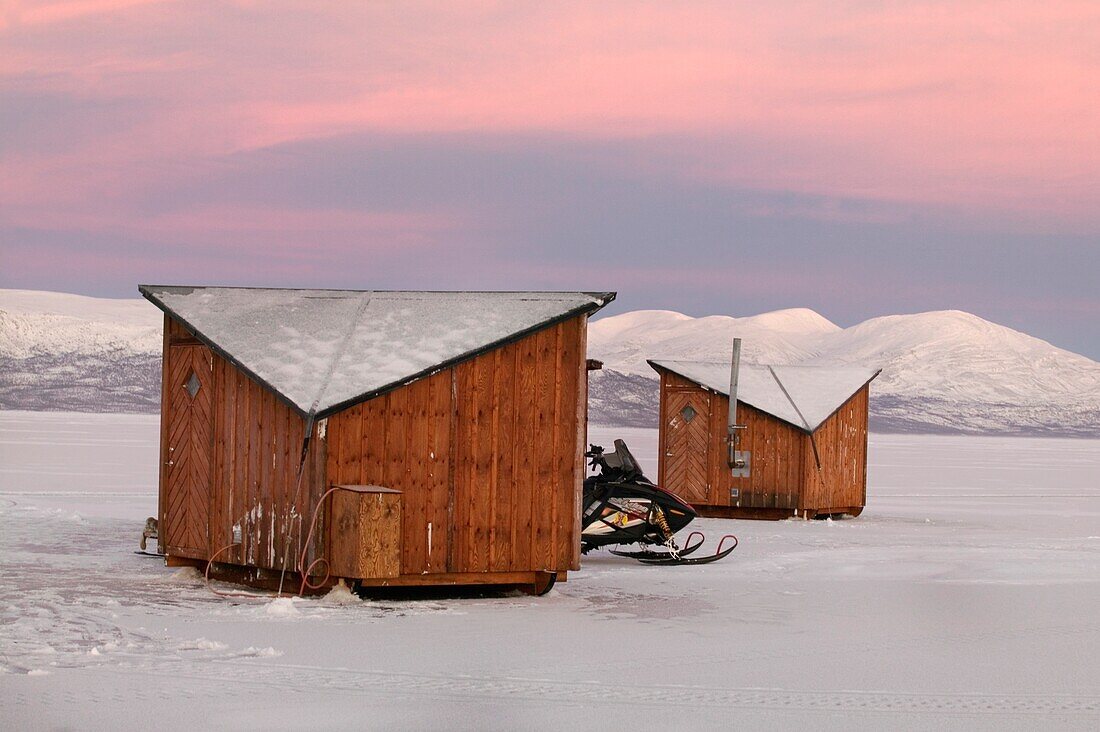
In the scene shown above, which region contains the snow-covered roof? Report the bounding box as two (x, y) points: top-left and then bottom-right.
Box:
(648, 359), (880, 433)
(140, 286), (614, 417)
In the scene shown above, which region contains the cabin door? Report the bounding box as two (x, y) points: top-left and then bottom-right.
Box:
(163, 344), (214, 556)
(663, 390), (711, 504)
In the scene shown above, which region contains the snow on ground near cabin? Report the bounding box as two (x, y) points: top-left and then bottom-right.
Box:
(2, 413), (1099, 730)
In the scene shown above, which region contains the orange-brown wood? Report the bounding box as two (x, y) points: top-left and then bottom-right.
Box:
(571, 319), (588, 570)
(661, 388), (712, 504)
(531, 325), (557, 572)
(511, 330), (537, 572)
(163, 342), (214, 557)
(158, 322), (327, 570)
(158, 311), (589, 588)
(653, 364), (870, 520)
(328, 488), (402, 579)
(320, 315), (588, 582)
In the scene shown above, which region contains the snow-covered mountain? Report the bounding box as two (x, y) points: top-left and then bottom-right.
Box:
(0, 289), (162, 413)
(589, 308), (1100, 436)
(3, 289), (1098, 436)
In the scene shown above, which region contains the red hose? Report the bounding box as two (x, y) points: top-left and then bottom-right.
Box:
(296, 485), (342, 595)
(203, 543), (268, 600)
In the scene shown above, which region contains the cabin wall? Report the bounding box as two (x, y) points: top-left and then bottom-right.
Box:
(709, 396), (805, 511)
(655, 369), (805, 511)
(798, 386), (869, 513)
(656, 372), (714, 504)
(324, 314), (588, 578)
(159, 315), (327, 570)
(654, 367), (871, 518)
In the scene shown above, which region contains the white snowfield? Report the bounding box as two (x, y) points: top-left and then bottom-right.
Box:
(2, 412), (1099, 730)
(0, 288), (161, 359)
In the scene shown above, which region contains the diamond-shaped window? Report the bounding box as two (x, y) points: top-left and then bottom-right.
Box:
(680, 404), (697, 422)
(185, 372), (201, 398)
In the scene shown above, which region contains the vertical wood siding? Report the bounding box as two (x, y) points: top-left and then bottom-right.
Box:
(324, 315), (587, 577)
(160, 313), (588, 578)
(657, 370), (803, 511)
(707, 392), (804, 511)
(654, 366), (871, 517)
(798, 386), (869, 512)
(159, 315), (326, 570)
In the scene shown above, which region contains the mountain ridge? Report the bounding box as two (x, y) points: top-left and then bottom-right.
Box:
(2, 289), (1098, 436)
(588, 306), (1100, 436)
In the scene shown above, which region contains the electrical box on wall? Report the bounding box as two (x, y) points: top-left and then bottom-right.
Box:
(730, 451), (751, 480)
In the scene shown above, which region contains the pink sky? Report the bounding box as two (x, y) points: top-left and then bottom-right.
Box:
(2, 1), (1099, 355)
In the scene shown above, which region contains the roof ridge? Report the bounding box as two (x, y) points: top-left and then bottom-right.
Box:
(767, 365), (811, 431)
(309, 290), (374, 415)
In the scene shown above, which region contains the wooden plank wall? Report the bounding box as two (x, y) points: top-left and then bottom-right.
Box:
(654, 367), (871, 517)
(657, 385), (713, 504)
(162, 342), (214, 556)
(798, 386), (869, 513)
(208, 356), (326, 571)
(656, 370), (804, 511)
(708, 394), (803, 511)
(160, 315), (326, 571)
(325, 315), (587, 578)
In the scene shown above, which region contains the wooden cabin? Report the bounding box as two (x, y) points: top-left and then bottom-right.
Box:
(648, 360), (880, 520)
(140, 285), (614, 594)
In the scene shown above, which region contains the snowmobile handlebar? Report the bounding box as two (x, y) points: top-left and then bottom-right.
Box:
(585, 444), (605, 470)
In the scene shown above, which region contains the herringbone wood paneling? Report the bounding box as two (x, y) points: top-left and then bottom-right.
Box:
(164, 344), (213, 554)
(663, 390), (711, 503)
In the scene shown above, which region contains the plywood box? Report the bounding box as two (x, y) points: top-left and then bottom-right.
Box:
(328, 486), (402, 579)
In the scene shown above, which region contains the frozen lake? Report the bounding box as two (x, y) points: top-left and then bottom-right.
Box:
(2, 411), (1099, 730)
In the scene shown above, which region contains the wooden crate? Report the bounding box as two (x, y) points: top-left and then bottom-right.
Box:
(328, 485), (402, 579)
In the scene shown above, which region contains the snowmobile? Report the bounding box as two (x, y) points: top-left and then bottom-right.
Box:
(581, 439), (738, 565)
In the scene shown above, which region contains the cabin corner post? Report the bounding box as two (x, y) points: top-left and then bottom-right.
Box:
(157, 312), (171, 551)
(655, 365), (664, 490)
(861, 387), (869, 509)
(572, 316), (589, 570)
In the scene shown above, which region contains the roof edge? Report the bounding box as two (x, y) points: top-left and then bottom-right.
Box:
(801, 367), (882, 432)
(139, 284), (615, 299)
(316, 294), (615, 418)
(139, 285), (312, 418)
(648, 359), (881, 435)
(139, 285), (616, 419)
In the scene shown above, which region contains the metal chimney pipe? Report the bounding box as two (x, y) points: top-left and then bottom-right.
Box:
(727, 338), (743, 468)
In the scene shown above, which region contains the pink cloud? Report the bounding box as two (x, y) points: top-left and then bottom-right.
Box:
(2, 1), (1099, 229)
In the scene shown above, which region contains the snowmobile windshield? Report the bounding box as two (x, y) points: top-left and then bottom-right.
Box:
(612, 439), (645, 479)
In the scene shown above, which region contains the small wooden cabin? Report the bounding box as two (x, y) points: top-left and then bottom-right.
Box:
(648, 360), (880, 520)
(141, 285), (614, 594)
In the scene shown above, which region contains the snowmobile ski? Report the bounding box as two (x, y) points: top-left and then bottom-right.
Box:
(609, 531), (705, 560)
(635, 535), (738, 566)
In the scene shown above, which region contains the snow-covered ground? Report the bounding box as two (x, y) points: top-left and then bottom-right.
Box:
(2, 412), (1099, 730)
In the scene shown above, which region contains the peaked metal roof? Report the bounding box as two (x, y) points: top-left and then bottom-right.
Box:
(140, 285), (614, 418)
(648, 359), (880, 433)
